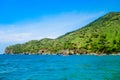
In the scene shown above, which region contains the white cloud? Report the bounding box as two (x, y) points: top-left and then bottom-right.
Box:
(0, 31), (32, 42)
(0, 12), (105, 43)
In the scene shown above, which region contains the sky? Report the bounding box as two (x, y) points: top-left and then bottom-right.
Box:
(0, 0), (120, 53)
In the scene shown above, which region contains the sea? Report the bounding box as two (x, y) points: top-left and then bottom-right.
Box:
(0, 54), (120, 80)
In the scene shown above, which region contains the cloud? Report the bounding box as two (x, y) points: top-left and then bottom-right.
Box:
(0, 12), (105, 43)
(0, 31), (32, 43)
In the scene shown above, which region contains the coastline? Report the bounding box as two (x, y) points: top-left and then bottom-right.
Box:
(3, 53), (120, 56)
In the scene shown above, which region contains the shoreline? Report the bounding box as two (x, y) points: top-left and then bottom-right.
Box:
(3, 53), (120, 56)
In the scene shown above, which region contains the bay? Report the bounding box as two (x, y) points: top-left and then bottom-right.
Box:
(0, 54), (120, 80)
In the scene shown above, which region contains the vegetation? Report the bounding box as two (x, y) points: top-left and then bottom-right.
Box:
(5, 12), (120, 55)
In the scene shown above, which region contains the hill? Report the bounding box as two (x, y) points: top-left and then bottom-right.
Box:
(5, 12), (120, 55)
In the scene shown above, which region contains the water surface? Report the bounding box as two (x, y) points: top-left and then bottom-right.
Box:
(0, 55), (120, 80)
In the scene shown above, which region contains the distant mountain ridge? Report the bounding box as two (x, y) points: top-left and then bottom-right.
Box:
(5, 12), (120, 55)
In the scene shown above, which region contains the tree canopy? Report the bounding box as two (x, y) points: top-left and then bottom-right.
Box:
(5, 12), (120, 55)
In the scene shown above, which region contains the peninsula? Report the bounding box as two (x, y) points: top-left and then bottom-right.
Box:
(5, 12), (120, 55)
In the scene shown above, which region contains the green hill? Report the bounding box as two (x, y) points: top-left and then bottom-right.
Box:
(5, 12), (120, 55)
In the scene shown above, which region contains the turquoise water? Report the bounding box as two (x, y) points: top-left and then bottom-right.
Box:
(0, 55), (120, 80)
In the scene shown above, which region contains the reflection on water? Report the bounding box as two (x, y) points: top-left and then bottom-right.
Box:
(0, 55), (120, 80)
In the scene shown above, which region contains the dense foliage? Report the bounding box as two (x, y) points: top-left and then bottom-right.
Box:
(5, 12), (120, 55)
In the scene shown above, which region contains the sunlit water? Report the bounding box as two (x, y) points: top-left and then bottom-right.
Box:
(0, 54), (120, 80)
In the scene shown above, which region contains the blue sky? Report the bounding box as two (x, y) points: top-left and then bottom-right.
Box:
(0, 0), (120, 53)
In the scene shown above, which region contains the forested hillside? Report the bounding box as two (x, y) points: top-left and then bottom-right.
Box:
(5, 12), (120, 55)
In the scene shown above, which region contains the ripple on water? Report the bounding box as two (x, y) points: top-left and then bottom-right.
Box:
(0, 55), (120, 80)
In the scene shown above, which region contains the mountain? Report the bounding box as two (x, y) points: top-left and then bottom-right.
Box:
(5, 12), (120, 55)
